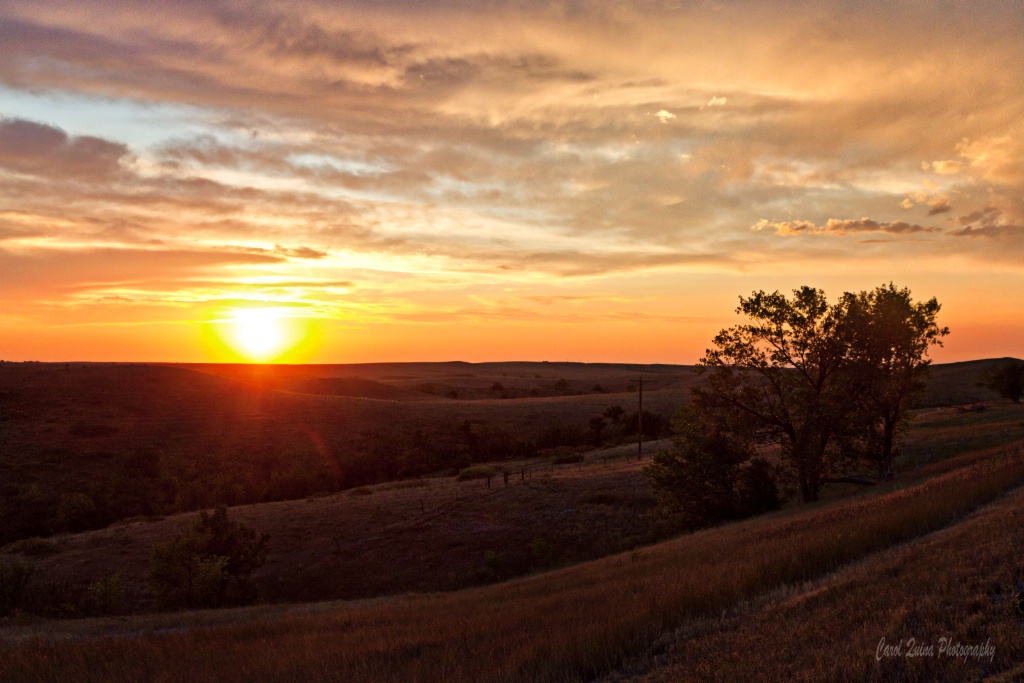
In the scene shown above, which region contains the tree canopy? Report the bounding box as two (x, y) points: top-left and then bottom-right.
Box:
(840, 284), (949, 479)
(681, 284), (946, 504)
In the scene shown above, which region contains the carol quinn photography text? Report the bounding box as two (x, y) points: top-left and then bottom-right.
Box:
(876, 637), (995, 662)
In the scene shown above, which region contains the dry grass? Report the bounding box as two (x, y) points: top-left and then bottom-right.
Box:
(3, 448), (670, 611)
(3, 443), (1023, 683)
(901, 401), (1024, 467)
(601, 484), (1024, 682)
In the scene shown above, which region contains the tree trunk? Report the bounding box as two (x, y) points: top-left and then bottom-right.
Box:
(880, 415), (896, 481)
(799, 469), (821, 502)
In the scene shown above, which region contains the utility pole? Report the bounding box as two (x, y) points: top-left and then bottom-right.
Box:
(637, 376), (643, 461)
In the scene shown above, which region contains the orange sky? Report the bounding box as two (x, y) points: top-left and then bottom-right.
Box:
(1, 1), (1022, 364)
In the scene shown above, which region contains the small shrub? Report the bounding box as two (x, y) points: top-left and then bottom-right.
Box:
(21, 577), (87, 618)
(86, 573), (125, 615)
(581, 491), (620, 506)
(603, 405), (625, 423)
(383, 480), (428, 491)
(2, 537), (59, 557)
(529, 537), (556, 569)
(552, 453), (584, 465)
(456, 465), (498, 481)
(56, 492), (97, 532)
(147, 507), (269, 610)
(348, 487), (374, 497)
(644, 405), (752, 529)
(0, 558), (34, 616)
(979, 360), (1024, 403)
(476, 550), (502, 582)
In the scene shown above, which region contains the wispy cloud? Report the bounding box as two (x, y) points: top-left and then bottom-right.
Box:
(753, 218), (938, 236)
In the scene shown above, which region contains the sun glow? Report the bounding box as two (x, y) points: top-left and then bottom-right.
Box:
(207, 307), (313, 363)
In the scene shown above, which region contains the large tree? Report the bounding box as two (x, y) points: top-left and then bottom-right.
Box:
(841, 284), (948, 479)
(696, 287), (852, 502)
(695, 285), (945, 503)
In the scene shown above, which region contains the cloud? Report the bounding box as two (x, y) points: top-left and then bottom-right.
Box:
(751, 219), (818, 236)
(0, 118), (128, 178)
(0, 246), (285, 297)
(275, 245), (329, 260)
(753, 217), (937, 236)
(2, 0), (1024, 344)
(949, 205), (1023, 239)
(958, 206), (1002, 226)
(948, 224), (1024, 239)
(901, 192), (953, 216)
(925, 160), (963, 175)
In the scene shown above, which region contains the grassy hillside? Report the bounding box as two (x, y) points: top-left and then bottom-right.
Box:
(5, 398), (1023, 615)
(600, 483), (1024, 682)
(0, 361), (689, 544)
(2, 360), (1022, 680)
(4, 443), (670, 612)
(916, 357), (1012, 407)
(0, 357), (1016, 544)
(184, 361), (699, 400)
(3, 426), (1022, 682)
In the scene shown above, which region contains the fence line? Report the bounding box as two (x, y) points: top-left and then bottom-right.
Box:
(353, 443), (667, 538)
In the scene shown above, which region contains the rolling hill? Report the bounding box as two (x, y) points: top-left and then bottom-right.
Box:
(0, 358), (1013, 545)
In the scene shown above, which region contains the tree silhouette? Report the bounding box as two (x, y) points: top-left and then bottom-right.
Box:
(694, 284), (946, 502)
(980, 360), (1024, 403)
(841, 284), (948, 479)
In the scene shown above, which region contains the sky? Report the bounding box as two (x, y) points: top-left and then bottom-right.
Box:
(1, 0), (1022, 364)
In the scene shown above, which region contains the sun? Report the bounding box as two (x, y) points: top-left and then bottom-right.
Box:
(211, 307), (309, 363)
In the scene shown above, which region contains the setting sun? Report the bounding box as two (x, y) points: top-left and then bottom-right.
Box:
(207, 307), (313, 363)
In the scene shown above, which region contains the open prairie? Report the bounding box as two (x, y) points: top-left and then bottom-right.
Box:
(0, 361), (694, 544)
(0, 359), (1007, 544)
(2, 359), (1023, 681)
(2, 404), (1023, 682)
